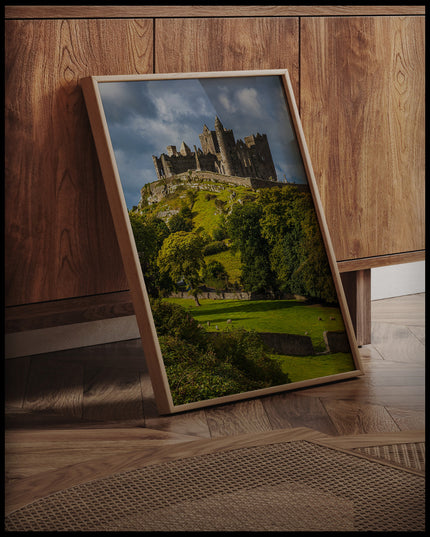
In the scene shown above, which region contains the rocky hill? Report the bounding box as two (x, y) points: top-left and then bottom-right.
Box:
(135, 170), (307, 231)
(138, 170), (283, 205)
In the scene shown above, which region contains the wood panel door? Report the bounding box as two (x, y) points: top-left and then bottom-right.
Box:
(300, 16), (425, 262)
(155, 18), (300, 97)
(5, 18), (153, 306)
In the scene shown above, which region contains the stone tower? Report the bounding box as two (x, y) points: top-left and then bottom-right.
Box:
(214, 116), (234, 176)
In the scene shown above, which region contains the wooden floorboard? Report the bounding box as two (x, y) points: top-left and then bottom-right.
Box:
(384, 407), (426, 431)
(371, 293), (425, 326)
(83, 366), (144, 422)
(4, 356), (31, 410)
(205, 399), (273, 438)
(5, 426), (423, 517)
(4, 293), (425, 513)
(371, 322), (425, 363)
(321, 399), (401, 435)
(262, 392), (338, 436)
(5, 427), (328, 516)
(5, 427), (199, 482)
(315, 429), (425, 449)
(23, 356), (84, 418)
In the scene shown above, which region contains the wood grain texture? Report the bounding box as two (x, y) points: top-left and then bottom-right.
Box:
(407, 326), (425, 345)
(322, 400), (400, 435)
(337, 250), (425, 272)
(5, 12), (424, 324)
(262, 393), (338, 436)
(5, 427), (198, 481)
(4, 291), (134, 333)
(299, 379), (425, 411)
(81, 74), (176, 415)
(23, 356), (84, 418)
(371, 293), (425, 327)
(5, 6), (426, 19)
(155, 18), (300, 99)
(140, 369), (212, 438)
(316, 429), (425, 449)
(83, 367), (144, 422)
(6, 427), (424, 519)
(300, 16), (425, 261)
(385, 408), (426, 431)
(341, 270), (371, 345)
(3, 295), (425, 516)
(5, 427), (326, 516)
(205, 399), (273, 438)
(4, 19), (153, 306)
(4, 357), (31, 410)
(5, 269), (423, 334)
(371, 322), (425, 364)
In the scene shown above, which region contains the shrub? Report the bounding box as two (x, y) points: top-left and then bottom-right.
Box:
(212, 219), (228, 241)
(202, 240), (228, 256)
(154, 301), (290, 404)
(151, 299), (291, 405)
(150, 299), (204, 344)
(159, 332), (285, 405)
(168, 212), (193, 233)
(203, 260), (228, 281)
(207, 329), (290, 387)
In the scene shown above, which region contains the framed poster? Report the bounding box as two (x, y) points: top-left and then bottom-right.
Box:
(81, 70), (363, 414)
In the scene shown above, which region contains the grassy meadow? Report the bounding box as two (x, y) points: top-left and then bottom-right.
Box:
(166, 297), (345, 351)
(164, 297), (355, 382)
(270, 352), (355, 383)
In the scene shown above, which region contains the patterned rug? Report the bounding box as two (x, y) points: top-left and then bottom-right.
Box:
(5, 437), (424, 532)
(352, 441), (425, 474)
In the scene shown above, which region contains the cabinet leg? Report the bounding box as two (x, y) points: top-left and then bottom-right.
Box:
(340, 269), (371, 346)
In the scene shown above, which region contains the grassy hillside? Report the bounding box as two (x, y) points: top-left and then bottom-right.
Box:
(133, 171), (337, 304)
(142, 176), (257, 234)
(204, 249), (242, 285)
(138, 174), (261, 284)
(191, 186), (256, 235)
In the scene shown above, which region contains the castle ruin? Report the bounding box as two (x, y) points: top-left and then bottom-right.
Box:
(152, 117), (278, 183)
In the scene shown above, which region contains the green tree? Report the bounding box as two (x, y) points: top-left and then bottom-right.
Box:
(227, 202), (276, 295)
(169, 204), (195, 233)
(294, 208), (337, 303)
(202, 260), (229, 290)
(168, 212), (193, 233)
(157, 231), (206, 306)
(128, 212), (172, 297)
(150, 298), (205, 344)
(212, 216), (228, 241)
(258, 186), (337, 303)
(179, 204), (194, 221)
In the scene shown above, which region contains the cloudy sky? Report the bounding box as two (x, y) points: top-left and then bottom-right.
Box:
(98, 75), (308, 209)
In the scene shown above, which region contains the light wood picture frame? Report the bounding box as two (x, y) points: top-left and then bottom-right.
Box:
(81, 70), (363, 414)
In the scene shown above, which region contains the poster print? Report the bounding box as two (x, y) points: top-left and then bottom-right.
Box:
(82, 70), (363, 414)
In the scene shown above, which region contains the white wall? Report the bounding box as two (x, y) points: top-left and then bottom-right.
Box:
(371, 260), (425, 301)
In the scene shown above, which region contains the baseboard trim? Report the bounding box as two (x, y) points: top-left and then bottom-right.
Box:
(4, 315), (140, 359)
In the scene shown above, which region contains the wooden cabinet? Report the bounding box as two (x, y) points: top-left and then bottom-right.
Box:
(154, 17), (300, 97)
(5, 18), (153, 306)
(4, 7), (425, 345)
(301, 16), (425, 262)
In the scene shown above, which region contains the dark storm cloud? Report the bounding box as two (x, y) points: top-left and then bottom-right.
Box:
(99, 75), (308, 208)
